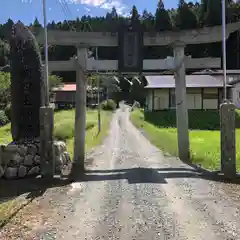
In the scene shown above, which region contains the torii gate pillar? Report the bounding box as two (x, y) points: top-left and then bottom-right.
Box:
(173, 42), (190, 161)
(70, 47), (87, 178)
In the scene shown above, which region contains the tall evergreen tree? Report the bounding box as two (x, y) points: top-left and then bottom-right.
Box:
(141, 9), (155, 31)
(204, 0), (222, 26)
(174, 0), (198, 29)
(131, 5), (140, 25)
(155, 0), (172, 31)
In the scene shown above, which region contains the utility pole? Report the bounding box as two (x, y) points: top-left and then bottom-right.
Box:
(96, 47), (101, 133)
(40, 0), (54, 178)
(42, 0), (49, 106)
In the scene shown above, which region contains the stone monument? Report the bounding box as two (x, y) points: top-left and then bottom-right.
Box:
(10, 21), (44, 141)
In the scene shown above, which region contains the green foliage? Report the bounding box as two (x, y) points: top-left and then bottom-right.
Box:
(174, 0), (198, 29)
(101, 99), (117, 111)
(48, 74), (63, 92)
(0, 40), (9, 66)
(155, 0), (172, 31)
(4, 103), (11, 121)
(0, 110), (8, 126)
(54, 121), (95, 141)
(0, 72), (10, 109)
(144, 110), (224, 130)
(0, 72), (61, 111)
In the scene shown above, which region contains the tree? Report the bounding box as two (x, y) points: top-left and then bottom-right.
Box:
(204, 0), (222, 26)
(199, 0), (209, 26)
(141, 9), (155, 31)
(155, 0), (172, 31)
(106, 7), (119, 32)
(49, 75), (63, 92)
(0, 40), (9, 66)
(33, 17), (41, 28)
(174, 0), (198, 29)
(131, 5), (140, 25)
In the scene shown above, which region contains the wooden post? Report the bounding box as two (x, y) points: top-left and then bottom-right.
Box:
(70, 47), (87, 178)
(173, 42), (190, 161)
(220, 102), (236, 178)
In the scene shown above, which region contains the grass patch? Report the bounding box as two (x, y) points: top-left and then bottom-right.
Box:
(130, 109), (240, 171)
(0, 109), (113, 227)
(0, 109), (113, 157)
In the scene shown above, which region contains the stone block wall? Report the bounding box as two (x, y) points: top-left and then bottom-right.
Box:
(0, 140), (71, 179)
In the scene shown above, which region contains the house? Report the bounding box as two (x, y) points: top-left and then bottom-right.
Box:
(192, 69), (240, 84)
(192, 69), (240, 108)
(52, 83), (106, 109)
(144, 75), (232, 111)
(228, 78), (240, 108)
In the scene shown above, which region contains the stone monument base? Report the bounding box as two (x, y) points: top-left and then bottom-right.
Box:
(0, 140), (71, 180)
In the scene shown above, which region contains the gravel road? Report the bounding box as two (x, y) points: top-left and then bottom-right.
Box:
(1, 104), (240, 240)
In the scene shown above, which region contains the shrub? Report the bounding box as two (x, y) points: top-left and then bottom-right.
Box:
(101, 99), (117, 111)
(0, 110), (9, 126)
(54, 123), (74, 141)
(54, 121), (95, 141)
(49, 74), (63, 92)
(4, 104), (11, 121)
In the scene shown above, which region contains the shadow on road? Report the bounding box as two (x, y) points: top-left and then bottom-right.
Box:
(1, 166), (240, 202)
(0, 176), (70, 203)
(80, 166), (240, 185)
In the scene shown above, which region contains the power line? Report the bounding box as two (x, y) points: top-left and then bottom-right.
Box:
(60, 0), (73, 19)
(56, 0), (69, 20)
(56, 0), (76, 31)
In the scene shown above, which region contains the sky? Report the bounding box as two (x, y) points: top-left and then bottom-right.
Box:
(0, 0), (199, 25)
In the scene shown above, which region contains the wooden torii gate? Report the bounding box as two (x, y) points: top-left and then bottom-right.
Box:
(35, 22), (240, 177)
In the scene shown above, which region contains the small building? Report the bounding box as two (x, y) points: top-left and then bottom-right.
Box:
(144, 75), (232, 111)
(193, 69), (240, 108)
(52, 83), (105, 109)
(228, 78), (240, 108)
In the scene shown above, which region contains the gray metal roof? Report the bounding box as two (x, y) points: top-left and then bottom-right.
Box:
(145, 75), (231, 89)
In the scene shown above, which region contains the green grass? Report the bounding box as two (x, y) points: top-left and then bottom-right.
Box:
(0, 109), (113, 227)
(130, 109), (240, 171)
(0, 109), (113, 158)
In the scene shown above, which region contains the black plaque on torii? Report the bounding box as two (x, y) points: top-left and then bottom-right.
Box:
(118, 22), (143, 73)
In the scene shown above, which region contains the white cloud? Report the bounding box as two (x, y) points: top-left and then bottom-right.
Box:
(100, 0), (128, 16)
(21, 0), (32, 3)
(69, 0), (105, 6)
(68, 0), (129, 16)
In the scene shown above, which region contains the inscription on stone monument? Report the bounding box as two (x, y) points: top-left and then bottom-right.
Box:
(10, 22), (44, 142)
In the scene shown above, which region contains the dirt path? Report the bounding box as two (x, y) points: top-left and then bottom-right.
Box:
(1, 104), (240, 239)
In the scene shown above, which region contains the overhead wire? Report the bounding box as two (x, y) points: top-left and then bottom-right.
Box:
(56, 0), (76, 31)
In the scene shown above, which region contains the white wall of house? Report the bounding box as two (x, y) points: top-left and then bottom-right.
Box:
(231, 82), (240, 108)
(153, 89), (169, 110)
(202, 88), (218, 109)
(187, 94), (202, 109)
(146, 87), (220, 110)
